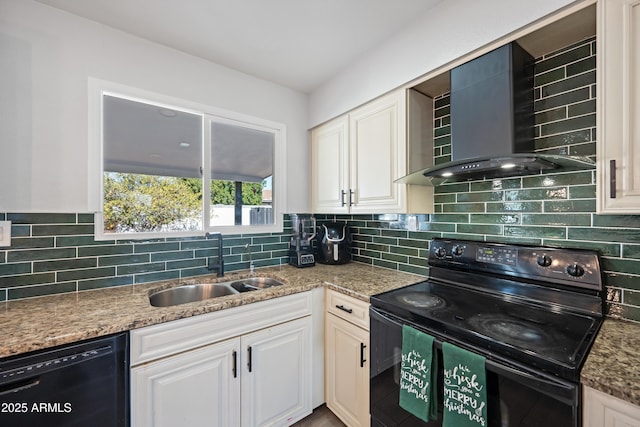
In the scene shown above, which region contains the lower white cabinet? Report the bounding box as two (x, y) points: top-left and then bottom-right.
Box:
(583, 386), (640, 427)
(325, 290), (370, 427)
(131, 338), (240, 427)
(130, 292), (313, 427)
(240, 319), (312, 426)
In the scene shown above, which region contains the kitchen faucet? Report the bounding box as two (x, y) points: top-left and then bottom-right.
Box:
(205, 232), (224, 277)
(244, 243), (254, 274)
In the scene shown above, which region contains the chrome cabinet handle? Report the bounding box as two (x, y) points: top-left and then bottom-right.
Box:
(247, 346), (252, 372)
(340, 190), (346, 207)
(349, 189), (354, 206)
(610, 159), (617, 199)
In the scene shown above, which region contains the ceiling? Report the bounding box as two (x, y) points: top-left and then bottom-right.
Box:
(35, 0), (443, 93)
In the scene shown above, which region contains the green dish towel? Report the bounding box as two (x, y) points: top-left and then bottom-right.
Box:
(442, 342), (488, 427)
(399, 325), (438, 422)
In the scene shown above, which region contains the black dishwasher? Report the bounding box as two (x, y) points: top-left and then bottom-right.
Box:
(0, 332), (129, 427)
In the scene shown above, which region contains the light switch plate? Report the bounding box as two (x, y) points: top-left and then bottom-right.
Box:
(0, 221), (11, 247)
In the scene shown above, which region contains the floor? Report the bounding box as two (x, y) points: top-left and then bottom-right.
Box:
(292, 405), (346, 427)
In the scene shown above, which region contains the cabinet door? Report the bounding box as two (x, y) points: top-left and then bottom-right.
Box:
(131, 338), (240, 427)
(311, 115), (350, 213)
(325, 313), (370, 427)
(584, 386), (640, 427)
(597, 0), (640, 212)
(240, 317), (312, 427)
(349, 90), (406, 213)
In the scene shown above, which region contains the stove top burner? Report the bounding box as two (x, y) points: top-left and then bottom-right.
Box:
(397, 291), (446, 309)
(370, 238), (604, 382)
(467, 314), (555, 348)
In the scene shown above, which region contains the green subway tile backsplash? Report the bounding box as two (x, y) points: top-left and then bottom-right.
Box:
(0, 272), (55, 288)
(622, 244), (640, 259)
(521, 213), (591, 226)
(34, 258), (97, 273)
(534, 87), (591, 111)
(1, 37), (639, 323)
(592, 215), (640, 228)
(0, 213), (294, 301)
(7, 248), (76, 262)
(8, 282), (77, 300)
(7, 213), (78, 224)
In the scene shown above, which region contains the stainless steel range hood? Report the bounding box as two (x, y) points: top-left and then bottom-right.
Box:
(397, 42), (595, 186)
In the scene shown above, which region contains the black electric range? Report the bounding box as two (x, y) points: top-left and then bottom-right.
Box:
(369, 238), (605, 427)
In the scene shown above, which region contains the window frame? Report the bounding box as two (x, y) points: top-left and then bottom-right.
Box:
(88, 78), (286, 240)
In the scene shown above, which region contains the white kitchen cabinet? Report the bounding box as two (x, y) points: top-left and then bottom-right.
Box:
(349, 90), (406, 214)
(131, 338), (240, 427)
(241, 319), (312, 426)
(311, 115), (349, 213)
(324, 289), (370, 427)
(311, 89), (433, 214)
(597, 0), (640, 213)
(130, 292), (313, 427)
(583, 386), (640, 427)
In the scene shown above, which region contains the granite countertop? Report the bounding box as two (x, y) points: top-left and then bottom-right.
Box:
(0, 263), (424, 359)
(582, 318), (640, 406)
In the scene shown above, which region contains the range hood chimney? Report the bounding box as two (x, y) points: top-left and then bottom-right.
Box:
(397, 41), (595, 186)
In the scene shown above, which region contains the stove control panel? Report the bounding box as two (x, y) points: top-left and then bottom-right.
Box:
(476, 246), (517, 265)
(429, 238), (602, 291)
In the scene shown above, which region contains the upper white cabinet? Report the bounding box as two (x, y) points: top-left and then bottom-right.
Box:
(311, 115), (350, 213)
(597, 0), (640, 213)
(583, 386), (640, 427)
(311, 89), (433, 214)
(349, 90), (407, 214)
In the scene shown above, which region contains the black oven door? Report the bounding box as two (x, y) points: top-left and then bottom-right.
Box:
(370, 307), (579, 427)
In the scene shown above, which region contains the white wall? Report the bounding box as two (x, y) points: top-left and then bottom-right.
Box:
(308, 0), (583, 127)
(0, 0), (309, 213)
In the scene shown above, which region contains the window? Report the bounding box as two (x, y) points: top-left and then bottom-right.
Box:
(88, 79), (286, 239)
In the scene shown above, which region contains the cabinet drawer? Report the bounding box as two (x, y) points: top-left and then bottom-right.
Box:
(326, 289), (369, 330)
(130, 292), (312, 366)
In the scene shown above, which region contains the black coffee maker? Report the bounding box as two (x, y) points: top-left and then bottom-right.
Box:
(316, 222), (351, 265)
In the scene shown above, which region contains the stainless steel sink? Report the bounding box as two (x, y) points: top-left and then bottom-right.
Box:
(149, 277), (285, 307)
(149, 283), (238, 307)
(230, 277), (284, 293)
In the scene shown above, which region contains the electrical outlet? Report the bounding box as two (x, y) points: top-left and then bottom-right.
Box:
(407, 216), (418, 232)
(0, 221), (11, 247)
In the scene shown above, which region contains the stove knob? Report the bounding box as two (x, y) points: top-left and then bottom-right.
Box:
(434, 247), (447, 258)
(567, 263), (585, 277)
(537, 255), (552, 267)
(451, 245), (463, 256)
